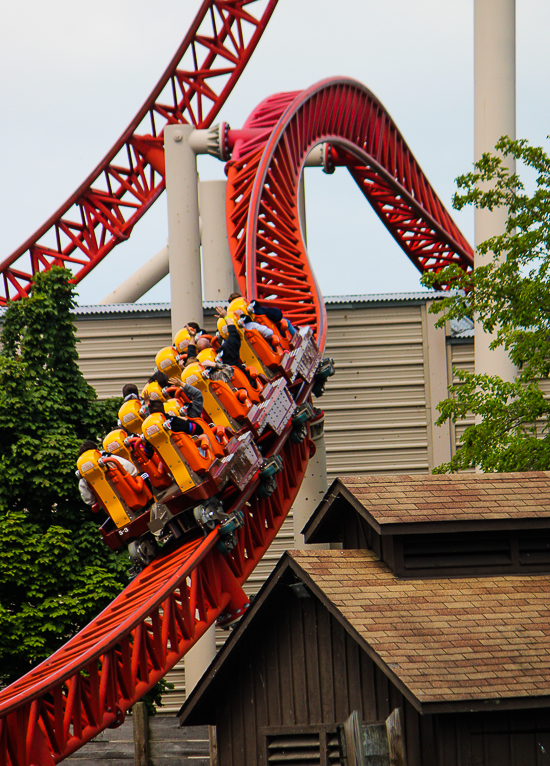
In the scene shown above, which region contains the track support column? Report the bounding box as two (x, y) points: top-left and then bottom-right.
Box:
(184, 626), (216, 694)
(164, 125), (203, 334)
(199, 180), (239, 302)
(292, 415), (329, 549)
(100, 246), (169, 305)
(474, 0), (516, 383)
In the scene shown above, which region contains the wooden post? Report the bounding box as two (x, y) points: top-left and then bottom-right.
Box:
(209, 724), (218, 766)
(341, 708), (406, 766)
(342, 710), (365, 765)
(386, 708), (407, 766)
(133, 701), (149, 766)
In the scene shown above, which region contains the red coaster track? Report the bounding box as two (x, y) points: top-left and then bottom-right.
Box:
(0, 431), (311, 766)
(0, 5), (475, 766)
(226, 79), (473, 351)
(0, 0), (278, 305)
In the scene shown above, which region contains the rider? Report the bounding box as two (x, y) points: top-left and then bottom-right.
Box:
(228, 292), (296, 336)
(122, 383), (140, 401)
(215, 306), (246, 369)
(77, 440), (138, 506)
(163, 378), (204, 419)
(147, 399), (204, 436)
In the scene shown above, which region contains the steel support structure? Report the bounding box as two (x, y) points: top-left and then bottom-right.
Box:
(0, 0), (279, 305)
(199, 180), (237, 303)
(226, 78), (474, 352)
(100, 246), (169, 304)
(165, 125), (204, 331)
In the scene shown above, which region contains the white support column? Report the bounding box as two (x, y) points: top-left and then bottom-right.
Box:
(164, 124), (203, 336)
(423, 302), (452, 470)
(100, 246), (169, 305)
(164, 125), (214, 689)
(474, 0), (516, 382)
(198, 180), (238, 302)
(184, 625), (216, 694)
(291, 417), (329, 550)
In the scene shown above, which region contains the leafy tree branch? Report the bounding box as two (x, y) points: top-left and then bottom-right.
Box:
(421, 136), (550, 471)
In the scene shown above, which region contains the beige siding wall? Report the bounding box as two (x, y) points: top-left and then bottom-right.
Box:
(75, 314), (173, 400)
(74, 302), (434, 474)
(322, 303), (430, 476)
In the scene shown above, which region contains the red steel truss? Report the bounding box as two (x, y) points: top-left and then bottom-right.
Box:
(0, 0), (278, 305)
(226, 77), (474, 350)
(0, 431), (312, 765)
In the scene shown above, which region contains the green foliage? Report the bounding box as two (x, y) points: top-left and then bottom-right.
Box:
(139, 678), (175, 716)
(0, 268), (125, 683)
(422, 136), (550, 472)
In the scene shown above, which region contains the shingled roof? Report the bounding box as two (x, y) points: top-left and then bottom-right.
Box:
(293, 548), (550, 710)
(179, 548), (550, 721)
(339, 472), (550, 523)
(305, 472), (550, 540)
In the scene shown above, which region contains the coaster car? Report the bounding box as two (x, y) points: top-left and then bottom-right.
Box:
(118, 398), (146, 435)
(141, 412), (220, 493)
(227, 296), (294, 350)
(103, 429), (173, 491)
(77, 448), (153, 528)
(179, 362), (246, 430)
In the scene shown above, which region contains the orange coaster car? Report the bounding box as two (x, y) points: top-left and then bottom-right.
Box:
(77, 448), (153, 528)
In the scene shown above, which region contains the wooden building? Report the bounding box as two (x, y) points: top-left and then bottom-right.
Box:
(178, 472), (550, 766)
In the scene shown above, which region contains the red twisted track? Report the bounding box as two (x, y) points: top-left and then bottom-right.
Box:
(0, 432), (312, 765)
(226, 78), (474, 350)
(0, 0), (278, 305)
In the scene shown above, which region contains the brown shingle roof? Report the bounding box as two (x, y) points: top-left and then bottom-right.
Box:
(292, 548), (550, 705)
(339, 472), (550, 526)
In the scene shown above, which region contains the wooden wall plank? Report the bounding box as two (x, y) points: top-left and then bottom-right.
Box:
(303, 599), (323, 722)
(290, 600), (309, 725)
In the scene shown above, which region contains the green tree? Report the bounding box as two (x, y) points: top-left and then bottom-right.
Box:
(0, 268), (126, 683)
(423, 136), (550, 472)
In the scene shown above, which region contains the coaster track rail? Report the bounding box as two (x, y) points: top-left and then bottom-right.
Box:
(0, 0), (278, 305)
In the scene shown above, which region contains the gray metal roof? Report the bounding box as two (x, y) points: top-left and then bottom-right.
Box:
(72, 302), (172, 315)
(323, 290), (451, 304)
(0, 291), (462, 319)
(71, 291), (453, 317)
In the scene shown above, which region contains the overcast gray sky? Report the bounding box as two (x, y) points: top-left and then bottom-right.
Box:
(1, 0), (549, 305)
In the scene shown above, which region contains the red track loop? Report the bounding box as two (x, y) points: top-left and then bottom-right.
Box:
(0, 432), (311, 765)
(226, 77), (474, 350)
(0, 0), (278, 305)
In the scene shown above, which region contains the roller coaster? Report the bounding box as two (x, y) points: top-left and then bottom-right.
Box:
(0, 2), (475, 764)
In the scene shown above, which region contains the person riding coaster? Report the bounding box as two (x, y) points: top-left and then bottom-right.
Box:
(230, 310), (287, 371)
(103, 428), (173, 491)
(196, 347), (265, 404)
(227, 293), (296, 347)
(179, 360), (253, 431)
(141, 401), (218, 493)
(162, 397), (230, 458)
(77, 440), (153, 528)
(215, 308), (275, 379)
(227, 294), (324, 385)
